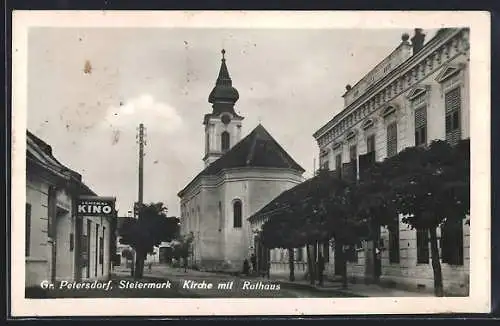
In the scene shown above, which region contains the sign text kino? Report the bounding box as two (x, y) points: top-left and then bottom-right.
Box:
(77, 196), (116, 217)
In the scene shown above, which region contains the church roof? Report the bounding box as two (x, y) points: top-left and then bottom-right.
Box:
(178, 124), (305, 197)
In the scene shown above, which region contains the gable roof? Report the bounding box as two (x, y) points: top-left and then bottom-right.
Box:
(178, 124), (305, 197)
(26, 130), (96, 195)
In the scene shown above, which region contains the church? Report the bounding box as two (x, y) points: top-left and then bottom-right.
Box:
(177, 50), (305, 272)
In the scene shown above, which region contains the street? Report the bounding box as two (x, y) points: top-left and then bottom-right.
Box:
(27, 265), (353, 298)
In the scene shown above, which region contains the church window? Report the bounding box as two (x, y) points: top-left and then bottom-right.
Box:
(221, 131), (230, 152)
(218, 201), (223, 232)
(233, 200), (242, 228)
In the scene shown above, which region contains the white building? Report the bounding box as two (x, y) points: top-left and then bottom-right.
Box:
(26, 131), (115, 289)
(311, 28), (470, 295)
(177, 50), (305, 272)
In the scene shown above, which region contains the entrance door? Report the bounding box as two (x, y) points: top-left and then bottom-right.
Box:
(86, 220), (91, 278)
(75, 217), (83, 280)
(51, 240), (57, 283)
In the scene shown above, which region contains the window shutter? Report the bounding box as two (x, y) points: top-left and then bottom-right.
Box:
(386, 122), (398, 157)
(445, 88), (461, 113)
(415, 106), (427, 128)
(414, 106), (427, 146)
(445, 88), (461, 146)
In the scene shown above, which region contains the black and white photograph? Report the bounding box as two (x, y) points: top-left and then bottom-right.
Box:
(11, 11), (490, 316)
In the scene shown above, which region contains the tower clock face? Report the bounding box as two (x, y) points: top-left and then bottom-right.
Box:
(221, 114), (231, 125)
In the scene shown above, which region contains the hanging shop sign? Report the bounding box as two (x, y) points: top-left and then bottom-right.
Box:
(77, 196), (116, 217)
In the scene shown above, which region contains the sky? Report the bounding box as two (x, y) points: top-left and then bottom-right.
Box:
(27, 27), (438, 216)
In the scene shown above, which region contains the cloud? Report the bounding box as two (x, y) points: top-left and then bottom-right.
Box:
(101, 94), (183, 132)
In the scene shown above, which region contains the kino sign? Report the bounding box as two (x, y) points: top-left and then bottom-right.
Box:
(77, 196), (116, 217)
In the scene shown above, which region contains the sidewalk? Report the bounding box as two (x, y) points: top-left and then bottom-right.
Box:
(258, 273), (432, 297)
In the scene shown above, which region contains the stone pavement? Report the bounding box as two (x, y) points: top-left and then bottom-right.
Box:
(112, 264), (433, 298)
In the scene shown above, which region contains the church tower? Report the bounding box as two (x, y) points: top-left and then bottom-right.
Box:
(203, 49), (244, 167)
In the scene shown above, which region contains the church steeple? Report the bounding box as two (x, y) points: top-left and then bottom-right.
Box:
(208, 49), (240, 115)
(203, 49), (244, 167)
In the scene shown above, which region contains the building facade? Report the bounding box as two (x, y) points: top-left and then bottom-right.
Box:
(311, 28), (470, 295)
(26, 131), (115, 289)
(177, 50), (305, 272)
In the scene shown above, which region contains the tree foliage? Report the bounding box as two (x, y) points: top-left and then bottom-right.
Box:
(171, 232), (194, 260)
(261, 170), (367, 249)
(257, 138), (470, 295)
(119, 202), (180, 261)
(358, 139), (470, 230)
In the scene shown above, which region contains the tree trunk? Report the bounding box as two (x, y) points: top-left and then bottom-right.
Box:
(429, 227), (444, 297)
(134, 247), (145, 279)
(338, 241), (348, 289)
(288, 248), (295, 282)
(306, 244), (315, 285)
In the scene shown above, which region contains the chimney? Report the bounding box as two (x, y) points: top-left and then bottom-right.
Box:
(411, 28), (426, 55)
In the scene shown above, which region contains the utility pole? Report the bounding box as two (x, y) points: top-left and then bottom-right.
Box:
(132, 123), (147, 277)
(137, 123), (146, 206)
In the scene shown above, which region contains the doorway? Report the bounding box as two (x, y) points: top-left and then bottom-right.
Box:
(75, 217), (83, 280)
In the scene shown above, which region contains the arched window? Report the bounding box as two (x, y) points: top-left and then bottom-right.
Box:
(221, 131), (230, 152)
(233, 200), (242, 228)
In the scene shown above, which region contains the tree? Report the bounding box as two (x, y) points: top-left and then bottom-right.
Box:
(260, 169), (365, 288)
(357, 139), (470, 296)
(171, 232), (194, 272)
(119, 202), (180, 278)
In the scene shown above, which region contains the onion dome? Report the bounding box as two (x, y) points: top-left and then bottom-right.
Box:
(208, 49), (240, 110)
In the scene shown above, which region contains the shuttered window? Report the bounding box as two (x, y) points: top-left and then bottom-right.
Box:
(414, 106), (427, 146)
(445, 87), (461, 146)
(26, 203), (31, 257)
(389, 224), (400, 263)
(386, 122), (398, 158)
(416, 228), (430, 264)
